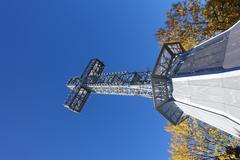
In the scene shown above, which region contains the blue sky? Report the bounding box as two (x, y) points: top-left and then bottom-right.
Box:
(0, 0), (178, 159)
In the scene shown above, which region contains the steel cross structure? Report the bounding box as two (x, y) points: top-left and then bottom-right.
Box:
(64, 41), (185, 122)
(64, 59), (154, 113)
(64, 20), (240, 138)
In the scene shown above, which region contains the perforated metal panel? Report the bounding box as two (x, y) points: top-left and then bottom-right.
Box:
(64, 86), (91, 112)
(81, 59), (105, 83)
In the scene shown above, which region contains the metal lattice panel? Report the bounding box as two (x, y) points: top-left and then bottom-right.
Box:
(64, 86), (91, 112)
(151, 43), (186, 125)
(88, 84), (153, 98)
(86, 71), (151, 85)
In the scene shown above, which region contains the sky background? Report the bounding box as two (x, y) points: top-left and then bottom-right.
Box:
(1, 0), (178, 159)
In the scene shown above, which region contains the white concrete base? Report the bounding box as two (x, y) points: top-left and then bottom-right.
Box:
(172, 70), (240, 137)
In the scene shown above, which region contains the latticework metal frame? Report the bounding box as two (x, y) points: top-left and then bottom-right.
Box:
(64, 43), (188, 125)
(64, 43), (188, 124)
(64, 59), (154, 113)
(151, 42), (188, 125)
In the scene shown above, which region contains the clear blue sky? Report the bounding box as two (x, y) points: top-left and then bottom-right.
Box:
(0, 0), (178, 159)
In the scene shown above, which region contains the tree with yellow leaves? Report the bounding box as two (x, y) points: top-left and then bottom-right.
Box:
(166, 118), (240, 159)
(157, 0), (240, 159)
(203, 0), (240, 36)
(156, 0), (207, 50)
(156, 0), (240, 50)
